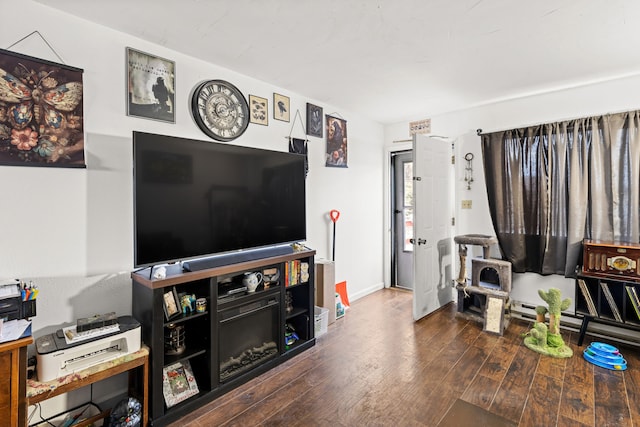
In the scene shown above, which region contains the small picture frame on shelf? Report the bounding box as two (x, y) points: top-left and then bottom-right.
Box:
(163, 287), (180, 320)
(162, 360), (199, 407)
(263, 267), (280, 289)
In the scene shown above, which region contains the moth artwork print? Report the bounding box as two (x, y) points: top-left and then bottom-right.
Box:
(0, 48), (85, 167)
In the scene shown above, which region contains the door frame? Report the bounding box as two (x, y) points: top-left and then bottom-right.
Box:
(390, 149), (414, 289)
(383, 141), (413, 289)
(384, 138), (457, 301)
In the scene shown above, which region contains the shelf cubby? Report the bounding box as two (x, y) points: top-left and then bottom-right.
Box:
(575, 271), (640, 345)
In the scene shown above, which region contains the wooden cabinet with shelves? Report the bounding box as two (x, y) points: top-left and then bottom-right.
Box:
(0, 336), (31, 427)
(132, 248), (315, 426)
(575, 271), (640, 345)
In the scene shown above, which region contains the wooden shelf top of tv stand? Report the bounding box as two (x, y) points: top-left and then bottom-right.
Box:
(132, 248), (316, 289)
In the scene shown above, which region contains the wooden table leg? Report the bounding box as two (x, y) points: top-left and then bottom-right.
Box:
(126, 353), (149, 427)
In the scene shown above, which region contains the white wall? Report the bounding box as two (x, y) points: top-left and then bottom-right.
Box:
(1, 1), (384, 354)
(385, 74), (640, 311)
(12, 0), (640, 416)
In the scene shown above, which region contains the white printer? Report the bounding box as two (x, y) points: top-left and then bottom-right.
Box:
(35, 315), (141, 382)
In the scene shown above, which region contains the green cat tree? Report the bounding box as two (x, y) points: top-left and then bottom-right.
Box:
(523, 288), (573, 358)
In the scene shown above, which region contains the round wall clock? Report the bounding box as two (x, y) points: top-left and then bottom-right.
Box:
(191, 79), (249, 142)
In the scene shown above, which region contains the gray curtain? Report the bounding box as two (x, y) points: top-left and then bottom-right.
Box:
(481, 111), (640, 276)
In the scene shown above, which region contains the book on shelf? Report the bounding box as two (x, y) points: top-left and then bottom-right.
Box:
(600, 282), (623, 322)
(284, 261), (291, 288)
(626, 285), (640, 321)
(577, 279), (598, 316)
(162, 360), (199, 408)
(285, 260), (302, 287)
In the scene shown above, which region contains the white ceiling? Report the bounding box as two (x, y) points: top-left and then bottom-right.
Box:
(35, 0), (640, 124)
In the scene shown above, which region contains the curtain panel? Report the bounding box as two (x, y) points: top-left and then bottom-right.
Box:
(481, 111), (640, 276)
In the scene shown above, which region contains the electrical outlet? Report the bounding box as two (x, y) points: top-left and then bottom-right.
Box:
(461, 200), (472, 209)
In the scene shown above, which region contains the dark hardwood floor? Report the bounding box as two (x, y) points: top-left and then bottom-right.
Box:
(167, 288), (640, 427)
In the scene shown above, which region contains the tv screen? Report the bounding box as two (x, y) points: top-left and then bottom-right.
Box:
(133, 131), (306, 268)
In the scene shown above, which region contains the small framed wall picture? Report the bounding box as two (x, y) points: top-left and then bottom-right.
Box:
(273, 93), (290, 122)
(306, 103), (323, 138)
(249, 95), (268, 126)
(163, 287), (181, 320)
(126, 48), (176, 123)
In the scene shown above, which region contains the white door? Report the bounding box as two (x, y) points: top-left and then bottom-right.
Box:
(412, 134), (453, 321)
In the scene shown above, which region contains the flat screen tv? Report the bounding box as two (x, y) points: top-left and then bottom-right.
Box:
(133, 131), (306, 268)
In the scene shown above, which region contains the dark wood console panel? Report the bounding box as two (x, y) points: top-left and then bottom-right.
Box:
(132, 249), (315, 426)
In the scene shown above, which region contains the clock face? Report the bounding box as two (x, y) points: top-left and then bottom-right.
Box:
(191, 80), (249, 141)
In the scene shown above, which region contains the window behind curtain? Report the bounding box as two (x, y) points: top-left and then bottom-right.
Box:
(481, 111), (640, 277)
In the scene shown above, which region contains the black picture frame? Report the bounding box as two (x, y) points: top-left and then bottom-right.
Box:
(126, 47), (175, 123)
(306, 103), (323, 138)
(163, 287), (181, 320)
(0, 48), (85, 168)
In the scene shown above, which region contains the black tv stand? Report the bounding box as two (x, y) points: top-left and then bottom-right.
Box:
(131, 248), (316, 426)
(182, 245), (294, 272)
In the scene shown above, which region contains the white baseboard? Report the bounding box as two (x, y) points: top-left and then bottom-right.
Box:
(349, 282), (385, 302)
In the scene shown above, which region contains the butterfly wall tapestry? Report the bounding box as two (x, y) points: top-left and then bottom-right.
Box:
(0, 48), (85, 168)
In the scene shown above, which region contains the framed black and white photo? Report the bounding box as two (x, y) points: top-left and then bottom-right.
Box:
(306, 103), (323, 138)
(249, 95), (268, 126)
(126, 48), (175, 123)
(163, 287), (180, 320)
(273, 93), (290, 122)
